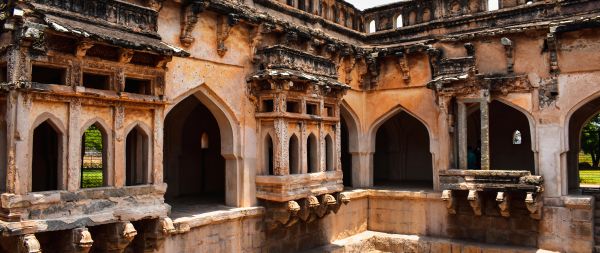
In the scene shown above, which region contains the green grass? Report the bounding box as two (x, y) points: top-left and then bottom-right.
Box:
(81, 169), (103, 188)
(580, 170), (600, 185)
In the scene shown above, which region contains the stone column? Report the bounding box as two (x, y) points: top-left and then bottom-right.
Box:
(480, 98), (490, 170)
(67, 99), (82, 191)
(457, 101), (468, 170)
(152, 107), (163, 184)
(113, 106), (125, 187)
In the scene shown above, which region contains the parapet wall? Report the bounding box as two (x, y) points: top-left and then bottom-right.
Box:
(157, 189), (594, 253)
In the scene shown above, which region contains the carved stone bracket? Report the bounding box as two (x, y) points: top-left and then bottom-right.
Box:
(265, 193), (348, 230)
(72, 227), (94, 253)
(395, 51), (411, 83)
(500, 38), (514, 73)
(118, 49), (134, 64)
(315, 194), (337, 218)
(146, 0), (165, 11)
(18, 234), (41, 253)
(525, 192), (542, 220)
(75, 40), (94, 58)
(216, 14), (240, 57)
(441, 189), (457, 214)
(139, 218), (176, 252)
(495, 191), (511, 217)
(467, 190), (482, 216)
(180, 0), (209, 47)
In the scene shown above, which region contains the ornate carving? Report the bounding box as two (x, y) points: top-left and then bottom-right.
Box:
(441, 189), (457, 214)
(180, 0), (209, 47)
(147, 0), (165, 11)
(75, 41), (94, 58)
(33, 0), (158, 34)
(467, 190), (482, 216)
(495, 191), (510, 217)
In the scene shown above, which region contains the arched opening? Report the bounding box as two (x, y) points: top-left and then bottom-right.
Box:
(307, 134), (319, 173)
(298, 0), (305, 11)
(422, 8), (432, 22)
(81, 123), (107, 188)
(487, 0), (499, 11)
(164, 95), (225, 204)
(466, 101), (534, 171)
(368, 20), (376, 33)
(322, 3), (329, 19)
(374, 111), (433, 188)
(568, 96), (600, 192)
(408, 11), (417, 25)
(341, 119), (352, 187)
(325, 134), (334, 171)
(125, 126), (149, 186)
(265, 134), (274, 175)
(289, 134), (300, 174)
(395, 14), (403, 28)
(32, 121), (60, 192)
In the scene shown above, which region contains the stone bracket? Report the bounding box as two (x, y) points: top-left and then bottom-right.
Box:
(216, 14), (241, 57)
(118, 49), (134, 64)
(18, 234), (41, 253)
(441, 190), (457, 214)
(180, 0), (209, 47)
(495, 191), (511, 217)
(72, 227), (94, 253)
(265, 193), (349, 230)
(500, 37), (514, 73)
(525, 192), (542, 220)
(467, 190), (482, 216)
(75, 40), (94, 58)
(395, 51), (411, 83)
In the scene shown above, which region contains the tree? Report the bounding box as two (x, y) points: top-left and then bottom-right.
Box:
(581, 114), (600, 168)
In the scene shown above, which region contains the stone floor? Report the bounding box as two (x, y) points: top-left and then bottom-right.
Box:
(167, 196), (232, 219)
(302, 231), (559, 253)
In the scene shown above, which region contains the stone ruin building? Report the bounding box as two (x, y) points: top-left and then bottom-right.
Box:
(0, 0), (598, 252)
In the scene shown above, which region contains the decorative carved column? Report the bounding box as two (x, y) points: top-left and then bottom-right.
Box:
(479, 93), (490, 170)
(457, 101), (468, 170)
(18, 234), (41, 253)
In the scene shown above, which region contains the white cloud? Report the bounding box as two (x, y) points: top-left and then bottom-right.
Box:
(344, 0), (402, 10)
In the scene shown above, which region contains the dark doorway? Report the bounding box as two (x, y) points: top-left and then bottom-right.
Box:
(467, 101), (535, 172)
(32, 121), (60, 192)
(341, 119), (352, 187)
(374, 111), (433, 188)
(126, 127), (149, 186)
(307, 134), (318, 173)
(164, 96), (225, 203)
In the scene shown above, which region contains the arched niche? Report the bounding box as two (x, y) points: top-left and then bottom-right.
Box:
(373, 111), (433, 188)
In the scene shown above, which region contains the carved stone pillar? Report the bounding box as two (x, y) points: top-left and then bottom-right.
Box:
(479, 95), (490, 170)
(457, 101), (468, 170)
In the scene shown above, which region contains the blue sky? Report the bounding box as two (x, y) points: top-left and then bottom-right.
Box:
(344, 0), (401, 10)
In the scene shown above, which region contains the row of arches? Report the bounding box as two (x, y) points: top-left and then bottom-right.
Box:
(22, 85), (600, 206)
(31, 119), (150, 192)
(263, 132), (335, 175)
(366, 0), (504, 34)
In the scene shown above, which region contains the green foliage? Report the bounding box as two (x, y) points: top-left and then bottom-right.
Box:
(81, 169), (103, 188)
(580, 114), (600, 168)
(84, 125), (103, 152)
(580, 170), (600, 185)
